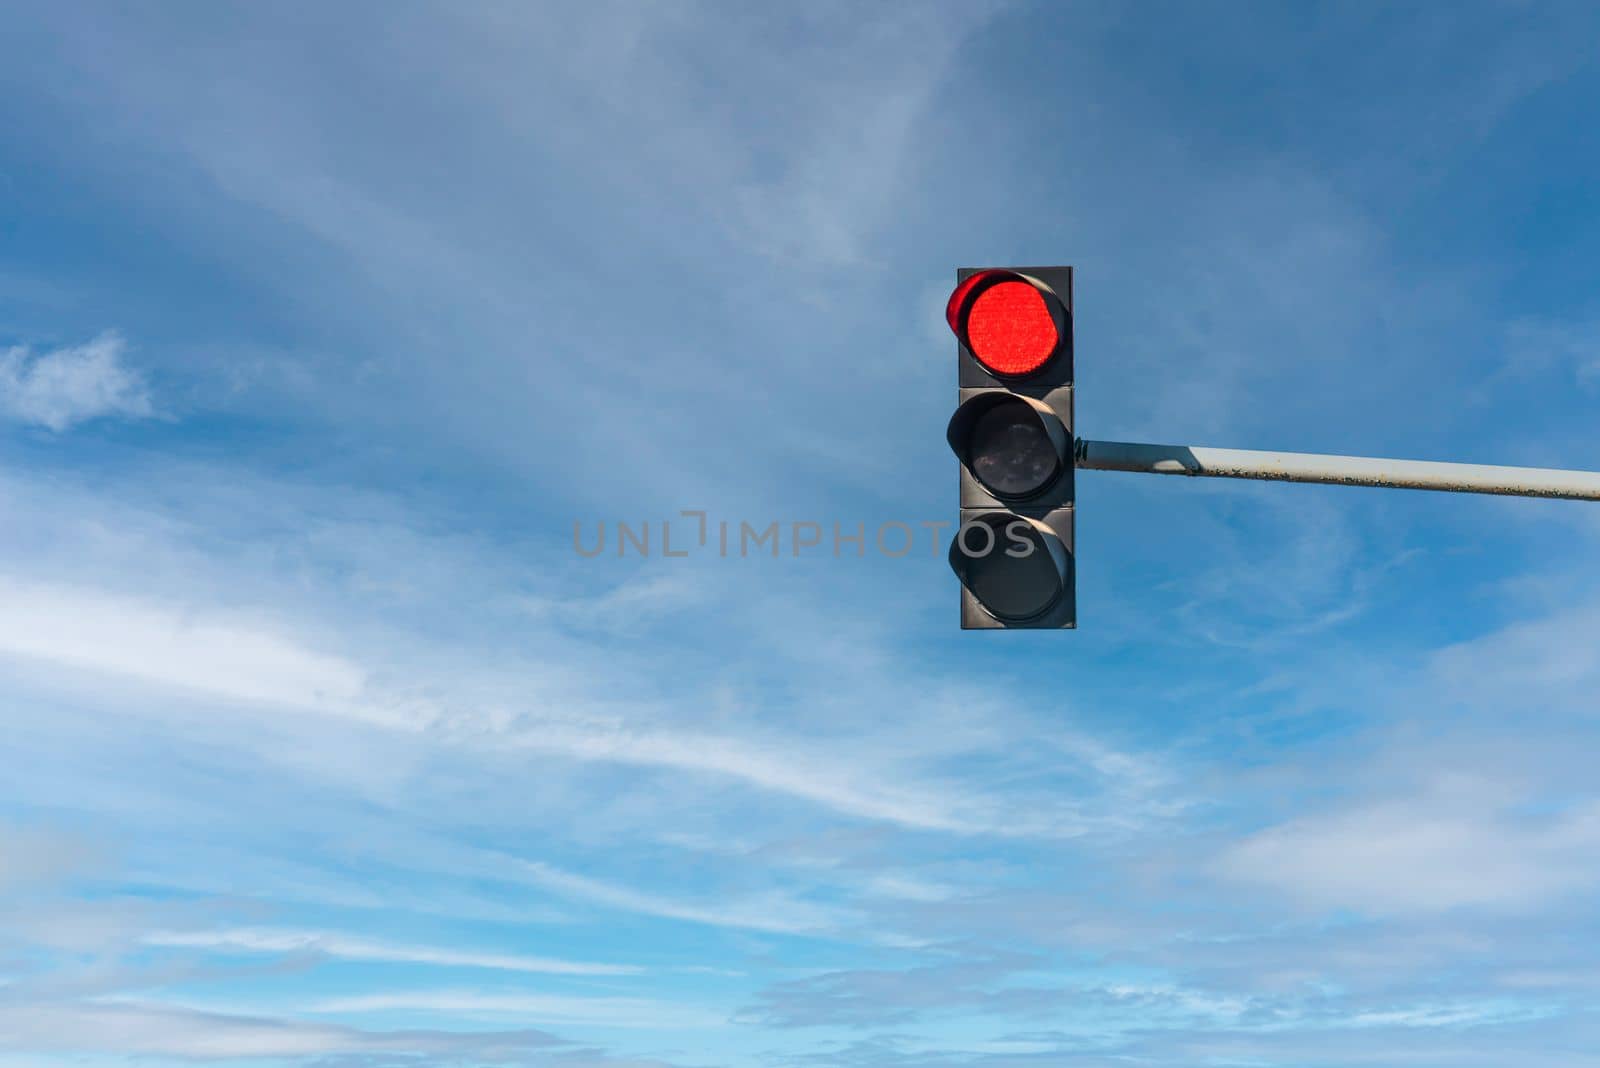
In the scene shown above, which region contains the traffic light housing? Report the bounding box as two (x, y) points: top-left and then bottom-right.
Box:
(946, 267), (1075, 629)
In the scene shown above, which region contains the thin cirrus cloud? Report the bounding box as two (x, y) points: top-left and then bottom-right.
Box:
(1217, 797), (1600, 913)
(0, 570), (1151, 841)
(0, 332), (153, 431)
(143, 927), (644, 976)
(0, 999), (564, 1060)
(0, 577), (371, 718)
(311, 989), (729, 1030)
(0, 574), (920, 827)
(516, 859), (850, 937)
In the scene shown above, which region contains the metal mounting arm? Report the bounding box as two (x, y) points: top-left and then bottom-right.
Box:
(1075, 439), (1600, 501)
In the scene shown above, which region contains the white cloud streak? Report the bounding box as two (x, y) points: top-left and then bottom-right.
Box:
(1219, 796), (1600, 913)
(0, 577), (372, 719)
(313, 988), (727, 1030)
(0, 822), (95, 891)
(144, 927), (643, 976)
(0, 332), (152, 430)
(0, 573), (1139, 839)
(0, 999), (561, 1060)
(518, 860), (848, 936)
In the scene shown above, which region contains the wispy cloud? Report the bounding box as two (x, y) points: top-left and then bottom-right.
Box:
(0, 578), (371, 717)
(0, 999), (568, 1061)
(518, 860), (849, 937)
(0, 821), (96, 891)
(0, 561), (1157, 840)
(312, 989), (727, 1030)
(0, 332), (152, 430)
(1218, 795), (1600, 913)
(498, 719), (1079, 839)
(144, 927), (643, 976)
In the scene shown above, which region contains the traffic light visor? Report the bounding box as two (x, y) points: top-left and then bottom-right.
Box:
(946, 271), (1066, 379)
(946, 392), (1070, 501)
(948, 513), (1071, 622)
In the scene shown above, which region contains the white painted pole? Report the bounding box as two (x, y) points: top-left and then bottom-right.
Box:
(1075, 439), (1600, 501)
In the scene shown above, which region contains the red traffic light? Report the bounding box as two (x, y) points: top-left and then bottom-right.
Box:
(946, 270), (1067, 379)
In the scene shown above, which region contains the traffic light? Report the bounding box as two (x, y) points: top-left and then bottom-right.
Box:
(945, 267), (1075, 629)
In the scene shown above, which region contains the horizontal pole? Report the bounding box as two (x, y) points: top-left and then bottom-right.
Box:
(1075, 439), (1600, 501)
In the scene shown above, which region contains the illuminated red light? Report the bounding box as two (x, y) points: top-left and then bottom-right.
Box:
(947, 272), (1062, 378)
(963, 280), (1059, 377)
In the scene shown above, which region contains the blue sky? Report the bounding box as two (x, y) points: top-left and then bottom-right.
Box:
(3, 2), (1600, 1065)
